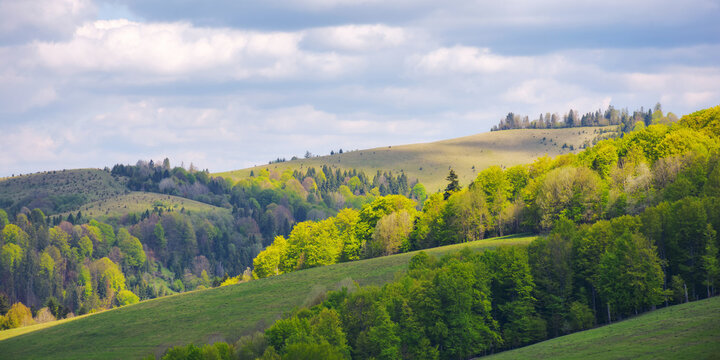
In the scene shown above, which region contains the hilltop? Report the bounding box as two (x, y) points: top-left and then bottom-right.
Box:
(59, 191), (230, 219)
(0, 168), (126, 215)
(216, 127), (616, 192)
(0, 235), (535, 359)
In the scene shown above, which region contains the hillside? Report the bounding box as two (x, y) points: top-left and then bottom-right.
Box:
(485, 296), (720, 360)
(0, 168), (126, 215)
(60, 191), (230, 219)
(216, 127), (616, 192)
(0, 235), (535, 359)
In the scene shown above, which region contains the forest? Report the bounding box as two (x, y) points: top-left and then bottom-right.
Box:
(0, 164), (418, 328)
(158, 105), (720, 359)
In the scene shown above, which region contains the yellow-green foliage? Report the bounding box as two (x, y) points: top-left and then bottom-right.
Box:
(535, 166), (604, 229)
(38, 251), (55, 277)
(221, 268), (252, 286)
(1, 224), (28, 248)
(1, 303), (34, 330)
(578, 141), (619, 178)
(282, 218), (344, 270)
(619, 123), (719, 162)
(48, 227), (71, 257)
(90, 257), (126, 295)
(367, 209), (415, 256)
(253, 217), (349, 278)
(0, 243), (23, 271)
(117, 228), (146, 267)
(233, 166), (375, 212)
(116, 290), (140, 306)
(253, 195), (420, 279)
(679, 104), (720, 136)
(253, 236), (289, 279)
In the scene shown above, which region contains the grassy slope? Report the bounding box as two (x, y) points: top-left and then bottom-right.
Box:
(0, 235), (536, 359)
(486, 296), (720, 360)
(61, 191), (230, 219)
(216, 127), (615, 192)
(0, 168), (126, 215)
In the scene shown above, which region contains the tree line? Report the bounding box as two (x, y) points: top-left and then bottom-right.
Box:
(491, 103), (678, 134)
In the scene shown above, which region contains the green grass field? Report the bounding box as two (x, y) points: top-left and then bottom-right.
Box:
(485, 296), (720, 360)
(0, 168), (126, 215)
(0, 235), (535, 359)
(216, 127), (616, 192)
(61, 191), (230, 219)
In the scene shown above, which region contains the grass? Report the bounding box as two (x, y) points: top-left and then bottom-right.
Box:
(485, 296), (720, 360)
(0, 168), (126, 215)
(0, 235), (535, 360)
(216, 127), (617, 192)
(61, 191), (230, 219)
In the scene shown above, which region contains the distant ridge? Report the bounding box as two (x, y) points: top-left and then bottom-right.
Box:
(217, 126), (617, 192)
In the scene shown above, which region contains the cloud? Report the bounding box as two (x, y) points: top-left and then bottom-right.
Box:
(0, 125), (60, 172)
(31, 20), (359, 80)
(0, 0), (96, 44)
(302, 24), (409, 52)
(414, 46), (530, 74)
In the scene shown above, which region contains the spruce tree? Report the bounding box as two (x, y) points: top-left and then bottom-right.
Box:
(444, 169), (460, 200)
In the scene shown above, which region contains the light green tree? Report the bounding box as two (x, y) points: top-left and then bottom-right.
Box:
(411, 183), (428, 204)
(116, 290), (140, 306)
(118, 228), (146, 267)
(39, 251), (55, 278)
(253, 236), (288, 279)
(78, 235), (93, 258)
(366, 210), (415, 257)
(0, 243), (23, 271)
(2, 224), (29, 248)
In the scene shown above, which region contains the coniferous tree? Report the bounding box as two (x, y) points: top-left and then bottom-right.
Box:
(444, 169), (460, 200)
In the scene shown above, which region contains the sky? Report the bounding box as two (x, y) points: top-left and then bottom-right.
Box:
(0, 0), (719, 177)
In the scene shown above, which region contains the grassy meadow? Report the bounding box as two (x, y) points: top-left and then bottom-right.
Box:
(0, 235), (535, 359)
(61, 191), (230, 219)
(216, 127), (616, 192)
(485, 296), (720, 360)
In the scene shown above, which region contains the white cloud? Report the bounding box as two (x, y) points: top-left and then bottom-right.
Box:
(303, 24), (409, 52)
(414, 46), (518, 74)
(410, 46), (575, 76)
(0, 125), (60, 168)
(32, 19), (358, 80)
(0, 0), (95, 43)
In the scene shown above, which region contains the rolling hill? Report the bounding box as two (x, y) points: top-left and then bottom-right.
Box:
(0, 235), (536, 359)
(216, 127), (617, 192)
(60, 191), (231, 219)
(485, 295), (720, 360)
(0, 168), (126, 215)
